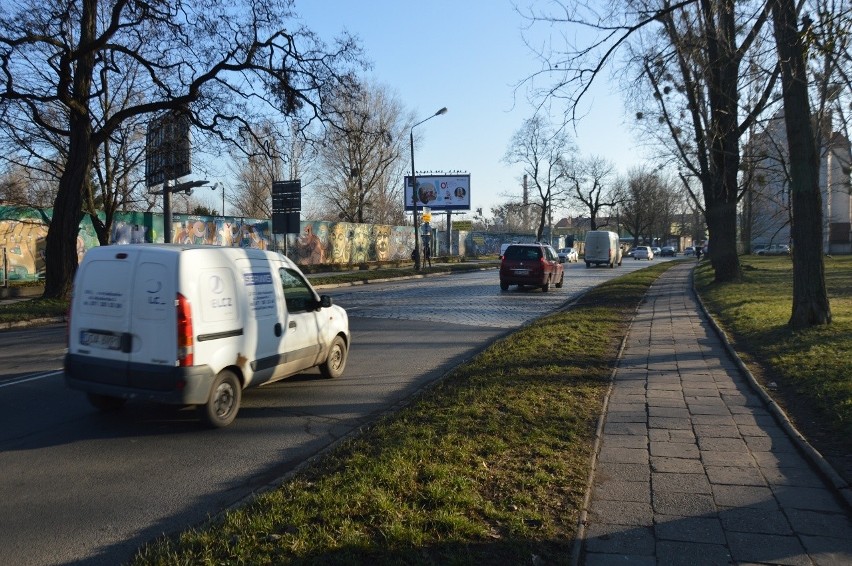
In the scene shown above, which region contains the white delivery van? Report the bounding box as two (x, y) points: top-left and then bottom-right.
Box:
(584, 230), (623, 268)
(65, 244), (350, 428)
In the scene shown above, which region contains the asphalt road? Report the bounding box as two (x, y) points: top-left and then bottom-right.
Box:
(0, 260), (667, 565)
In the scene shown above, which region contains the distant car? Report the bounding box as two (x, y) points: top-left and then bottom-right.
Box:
(557, 247), (579, 263)
(660, 246), (677, 257)
(651, 247), (662, 256)
(500, 243), (564, 292)
(683, 247), (695, 256)
(633, 246), (654, 260)
(755, 244), (791, 256)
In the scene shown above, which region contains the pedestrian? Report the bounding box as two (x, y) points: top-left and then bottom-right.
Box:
(696, 246), (702, 261)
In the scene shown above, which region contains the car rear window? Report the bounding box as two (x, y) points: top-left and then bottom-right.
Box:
(504, 246), (542, 260)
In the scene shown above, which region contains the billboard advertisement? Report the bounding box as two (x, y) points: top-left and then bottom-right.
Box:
(404, 174), (470, 212)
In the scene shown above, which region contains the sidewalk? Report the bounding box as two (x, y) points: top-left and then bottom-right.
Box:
(579, 263), (852, 565)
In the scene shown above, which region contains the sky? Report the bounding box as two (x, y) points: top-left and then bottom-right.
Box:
(290, 0), (647, 221)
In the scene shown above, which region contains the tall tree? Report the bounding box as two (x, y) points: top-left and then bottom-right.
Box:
(520, 0), (777, 282)
(504, 116), (574, 241)
(312, 79), (409, 225)
(770, 0), (831, 326)
(564, 155), (621, 230)
(0, 0), (361, 298)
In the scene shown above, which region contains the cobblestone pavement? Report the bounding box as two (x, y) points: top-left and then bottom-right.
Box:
(581, 263), (852, 565)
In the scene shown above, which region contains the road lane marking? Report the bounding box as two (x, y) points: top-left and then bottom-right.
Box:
(0, 370), (63, 388)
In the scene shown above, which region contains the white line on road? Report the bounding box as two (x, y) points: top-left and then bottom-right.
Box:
(0, 370), (63, 388)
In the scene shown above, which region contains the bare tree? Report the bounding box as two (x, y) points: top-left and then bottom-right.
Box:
(619, 168), (664, 246)
(311, 79), (409, 225)
(0, 0), (362, 298)
(504, 116), (574, 240)
(564, 155), (621, 230)
(770, 0), (832, 326)
(227, 122), (286, 219)
(490, 201), (537, 233)
(520, 0), (778, 283)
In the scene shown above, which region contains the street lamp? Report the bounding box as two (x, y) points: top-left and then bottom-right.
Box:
(211, 182), (225, 216)
(410, 106), (447, 270)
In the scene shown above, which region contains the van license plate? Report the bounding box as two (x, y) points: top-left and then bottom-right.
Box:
(513, 269), (529, 276)
(80, 331), (121, 350)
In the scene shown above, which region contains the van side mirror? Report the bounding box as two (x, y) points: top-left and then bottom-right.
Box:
(319, 295), (333, 309)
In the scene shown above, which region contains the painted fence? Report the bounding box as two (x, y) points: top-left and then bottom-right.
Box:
(0, 206), (417, 282)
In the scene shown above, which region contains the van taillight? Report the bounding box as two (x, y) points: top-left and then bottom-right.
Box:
(176, 293), (194, 367)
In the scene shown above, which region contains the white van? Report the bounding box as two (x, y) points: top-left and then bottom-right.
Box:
(64, 244), (350, 428)
(584, 230), (623, 268)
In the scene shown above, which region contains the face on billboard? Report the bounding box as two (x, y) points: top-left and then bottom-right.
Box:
(405, 175), (470, 211)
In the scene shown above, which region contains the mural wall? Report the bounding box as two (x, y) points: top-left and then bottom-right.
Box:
(0, 206), (417, 282)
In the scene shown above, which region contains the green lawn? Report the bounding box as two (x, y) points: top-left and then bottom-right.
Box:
(131, 263), (676, 565)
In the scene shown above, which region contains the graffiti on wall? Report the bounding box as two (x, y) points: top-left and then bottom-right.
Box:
(0, 206), (416, 281)
(290, 221), (414, 265)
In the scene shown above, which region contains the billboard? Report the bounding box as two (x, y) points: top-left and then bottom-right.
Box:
(404, 174), (470, 212)
(145, 109), (191, 187)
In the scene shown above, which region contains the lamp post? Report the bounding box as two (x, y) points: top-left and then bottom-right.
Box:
(410, 106), (447, 270)
(212, 183), (226, 216)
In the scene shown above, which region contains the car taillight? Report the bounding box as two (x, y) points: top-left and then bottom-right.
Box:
(176, 293), (194, 367)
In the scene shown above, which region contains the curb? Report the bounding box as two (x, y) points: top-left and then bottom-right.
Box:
(691, 269), (852, 512)
(0, 316), (65, 330)
(311, 266), (497, 290)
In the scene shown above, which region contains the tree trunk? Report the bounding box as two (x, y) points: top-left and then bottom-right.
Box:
(698, 0), (742, 283)
(770, 0), (831, 327)
(42, 0), (97, 300)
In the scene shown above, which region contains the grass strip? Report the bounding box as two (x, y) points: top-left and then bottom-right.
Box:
(131, 262), (674, 566)
(694, 255), (851, 479)
(0, 297), (68, 323)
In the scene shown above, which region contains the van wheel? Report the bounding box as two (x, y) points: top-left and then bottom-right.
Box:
(555, 273), (564, 288)
(500, 280), (509, 291)
(200, 370), (241, 428)
(87, 393), (126, 412)
(585, 261), (590, 268)
(320, 336), (348, 379)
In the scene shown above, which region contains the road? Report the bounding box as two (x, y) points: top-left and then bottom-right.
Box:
(0, 260), (668, 565)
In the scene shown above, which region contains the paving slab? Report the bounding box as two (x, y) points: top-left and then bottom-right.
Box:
(578, 263), (852, 565)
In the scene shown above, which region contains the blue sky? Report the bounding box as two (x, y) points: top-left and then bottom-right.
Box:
(295, 0), (646, 220)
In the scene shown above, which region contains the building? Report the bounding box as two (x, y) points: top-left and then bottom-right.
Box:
(744, 111), (852, 254)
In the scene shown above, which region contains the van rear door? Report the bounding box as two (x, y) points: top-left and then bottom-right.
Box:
(71, 251), (136, 384)
(126, 251), (178, 387)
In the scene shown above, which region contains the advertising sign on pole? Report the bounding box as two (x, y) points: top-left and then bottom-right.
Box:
(404, 174), (470, 212)
(145, 109), (191, 188)
(272, 180), (301, 235)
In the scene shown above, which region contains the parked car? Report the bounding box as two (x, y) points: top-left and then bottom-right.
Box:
(651, 247), (662, 256)
(660, 246), (677, 257)
(499, 243), (564, 292)
(633, 246), (654, 260)
(557, 247), (579, 263)
(683, 246), (695, 256)
(755, 243), (791, 256)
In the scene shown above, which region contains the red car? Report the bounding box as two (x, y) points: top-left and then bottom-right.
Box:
(499, 243), (564, 292)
